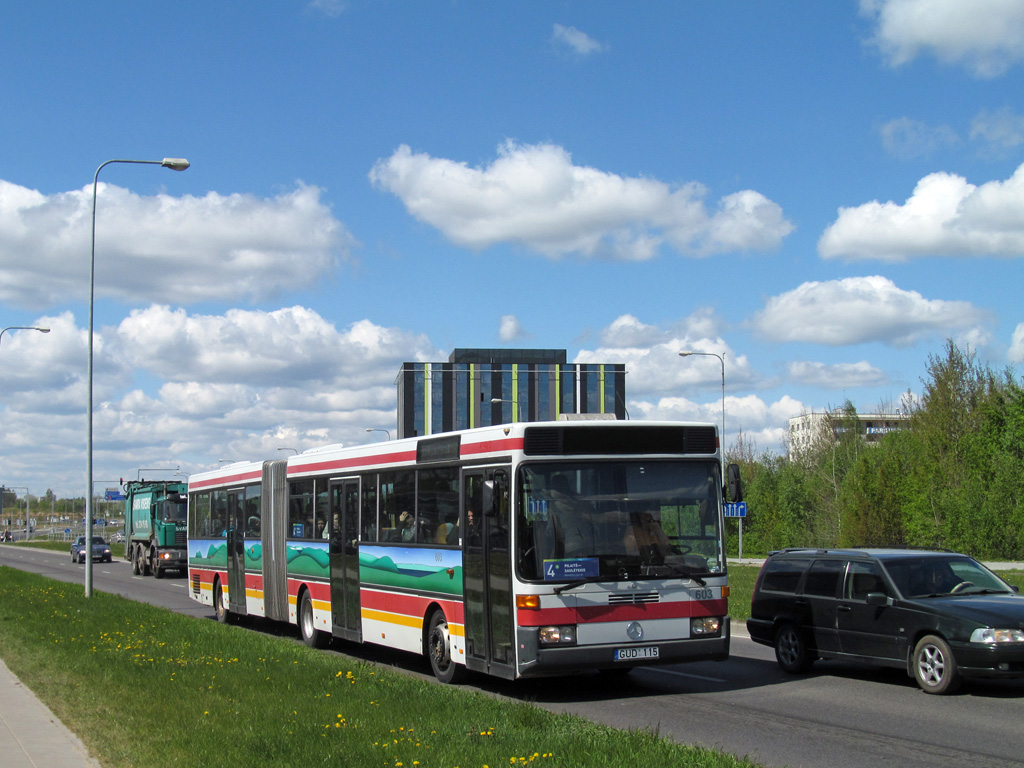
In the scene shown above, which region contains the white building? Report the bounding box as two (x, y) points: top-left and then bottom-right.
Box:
(788, 410), (911, 459)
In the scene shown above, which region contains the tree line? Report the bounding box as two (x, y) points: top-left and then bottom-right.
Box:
(730, 340), (1024, 560)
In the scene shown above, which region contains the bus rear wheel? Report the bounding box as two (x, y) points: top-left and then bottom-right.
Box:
(213, 578), (230, 624)
(426, 609), (465, 684)
(299, 590), (328, 648)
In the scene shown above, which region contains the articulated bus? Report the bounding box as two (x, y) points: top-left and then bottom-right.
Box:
(187, 420), (739, 683)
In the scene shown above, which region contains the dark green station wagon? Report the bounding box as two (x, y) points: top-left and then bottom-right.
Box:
(746, 548), (1024, 694)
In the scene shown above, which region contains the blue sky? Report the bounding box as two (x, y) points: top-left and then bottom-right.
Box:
(3, 1), (1024, 497)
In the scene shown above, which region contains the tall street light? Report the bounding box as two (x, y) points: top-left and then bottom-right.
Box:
(86, 158), (190, 597)
(678, 350), (726, 464)
(0, 326), (50, 349)
(364, 428), (392, 441)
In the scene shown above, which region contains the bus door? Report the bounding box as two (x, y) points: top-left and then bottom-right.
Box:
(462, 467), (514, 679)
(225, 487), (247, 615)
(329, 477), (362, 641)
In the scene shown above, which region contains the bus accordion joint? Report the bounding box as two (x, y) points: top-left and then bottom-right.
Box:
(516, 594), (540, 610)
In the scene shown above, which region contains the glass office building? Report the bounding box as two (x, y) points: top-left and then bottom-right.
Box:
(396, 349), (627, 438)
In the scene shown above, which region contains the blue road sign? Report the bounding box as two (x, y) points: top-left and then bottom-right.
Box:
(724, 501), (747, 518)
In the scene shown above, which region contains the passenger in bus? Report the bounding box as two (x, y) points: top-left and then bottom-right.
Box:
(548, 475), (595, 557)
(434, 515), (457, 544)
(399, 511), (416, 542)
(316, 518), (327, 539)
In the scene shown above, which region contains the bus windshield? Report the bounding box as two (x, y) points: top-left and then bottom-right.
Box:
(516, 460), (724, 582)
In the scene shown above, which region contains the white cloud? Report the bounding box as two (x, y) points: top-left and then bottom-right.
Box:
(0, 179), (352, 309)
(819, 162), (1024, 261)
(861, 0), (1024, 78)
(752, 275), (990, 347)
(1009, 323), (1024, 361)
(879, 117), (959, 158)
(971, 107), (1024, 151)
(632, 393), (805, 453)
(575, 311), (753, 399)
(498, 314), (528, 341)
(369, 141), (793, 260)
(0, 306), (441, 495)
(787, 360), (888, 389)
(552, 24), (606, 56)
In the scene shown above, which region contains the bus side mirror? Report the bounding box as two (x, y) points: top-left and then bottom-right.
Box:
(726, 464), (743, 502)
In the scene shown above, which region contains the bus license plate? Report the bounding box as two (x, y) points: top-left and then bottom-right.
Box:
(614, 646), (659, 661)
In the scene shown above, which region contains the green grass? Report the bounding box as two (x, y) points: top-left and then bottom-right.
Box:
(726, 564), (759, 624)
(0, 567), (760, 768)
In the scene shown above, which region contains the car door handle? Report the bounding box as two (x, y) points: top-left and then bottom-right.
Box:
(838, 605), (851, 612)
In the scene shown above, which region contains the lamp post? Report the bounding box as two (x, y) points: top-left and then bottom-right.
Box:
(277, 447), (299, 455)
(490, 397), (522, 422)
(0, 326), (50, 349)
(680, 350), (738, 554)
(86, 158), (190, 597)
(678, 351), (725, 459)
(364, 428), (391, 441)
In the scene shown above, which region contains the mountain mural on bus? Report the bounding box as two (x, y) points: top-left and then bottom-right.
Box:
(284, 541), (329, 579)
(359, 545), (463, 598)
(188, 539), (227, 567)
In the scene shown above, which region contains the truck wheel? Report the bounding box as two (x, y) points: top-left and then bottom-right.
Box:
(299, 590), (328, 648)
(141, 547), (151, 576)
(131, 545), (141, 575)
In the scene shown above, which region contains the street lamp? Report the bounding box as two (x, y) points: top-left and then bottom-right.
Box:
(364, 428), (391, 441)
(86, 158), (190, 598)
(0, 326), (50, 349)
(678, 351), (726, 461)
(490, 397), (522, 422)
(277, 447), (299, 455)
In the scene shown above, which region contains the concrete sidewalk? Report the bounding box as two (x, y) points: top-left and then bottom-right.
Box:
(0, 657), (100, 767)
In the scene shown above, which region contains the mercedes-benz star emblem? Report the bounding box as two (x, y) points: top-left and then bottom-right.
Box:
(626, 621), (644, 641)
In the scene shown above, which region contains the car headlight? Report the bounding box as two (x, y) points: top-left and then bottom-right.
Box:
(538, 625), (576, 645)
(971, 628), (1024, 643)
(691, 617), (722, 636)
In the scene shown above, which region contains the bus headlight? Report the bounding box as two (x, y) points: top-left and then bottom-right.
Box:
(691, 617), (722, 636)
(970, 628), (1024, 643)
(538, 626), (577, 645)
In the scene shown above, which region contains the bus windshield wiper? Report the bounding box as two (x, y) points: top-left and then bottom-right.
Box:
(553, 576), (606, 594)
(667, 564), (707, 586)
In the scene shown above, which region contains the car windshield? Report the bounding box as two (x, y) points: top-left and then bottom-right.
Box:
(91, 536), (106, 545)
(516, 460), (724, 582)
(882, 555), (1013, 597)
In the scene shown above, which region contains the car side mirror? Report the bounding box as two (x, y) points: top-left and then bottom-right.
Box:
(865, 592), (890, 606)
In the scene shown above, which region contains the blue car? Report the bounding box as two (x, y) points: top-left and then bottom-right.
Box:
(70, 535), (112, 564)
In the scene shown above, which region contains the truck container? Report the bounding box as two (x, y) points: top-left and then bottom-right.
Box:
(122, 479), (188, 578)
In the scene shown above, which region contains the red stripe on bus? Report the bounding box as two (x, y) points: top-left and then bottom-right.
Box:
(287, 579), (331, 601)
(517, 598), (727, 627)
(460, 437), (523, 456)
(289, 450), (418, 476)
(189, 470), (263, 490)
(361, 589), (465, 623)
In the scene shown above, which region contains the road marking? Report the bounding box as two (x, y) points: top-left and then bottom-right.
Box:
(638, 667), (727, 683)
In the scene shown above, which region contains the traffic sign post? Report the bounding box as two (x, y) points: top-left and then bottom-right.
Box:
(723, 502), (748, 558)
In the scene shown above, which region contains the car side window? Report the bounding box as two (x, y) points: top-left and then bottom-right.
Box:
(802, 559), (845, 597)
(845, 561), (888, 601)
(760, 557), (808, 593)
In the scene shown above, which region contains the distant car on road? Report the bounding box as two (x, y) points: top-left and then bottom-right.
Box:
(747, 548), (1024, 694)
(113, 531), (124, 543)
(70, 535), (112, 564)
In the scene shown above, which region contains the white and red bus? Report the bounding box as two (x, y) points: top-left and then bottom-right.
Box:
(187, 420), (738, 682)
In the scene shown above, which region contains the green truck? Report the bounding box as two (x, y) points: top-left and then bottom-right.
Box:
(122, 479), (188, 578)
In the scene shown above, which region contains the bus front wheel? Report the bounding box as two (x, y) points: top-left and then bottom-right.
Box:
(426, 609), (465, 684)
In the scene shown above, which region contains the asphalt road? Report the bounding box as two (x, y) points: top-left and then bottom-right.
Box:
(2, 544), (1023, 767)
